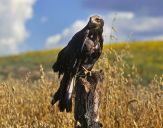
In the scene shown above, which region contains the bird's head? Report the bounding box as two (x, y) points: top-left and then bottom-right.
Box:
(88, 15), (104, 29)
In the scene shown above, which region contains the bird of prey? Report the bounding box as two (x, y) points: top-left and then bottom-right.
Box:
(51, 15), (104, 112)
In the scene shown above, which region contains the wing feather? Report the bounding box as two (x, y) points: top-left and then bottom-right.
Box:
(52, 29), (90, 77)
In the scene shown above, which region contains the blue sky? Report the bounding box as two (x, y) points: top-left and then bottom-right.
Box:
(0, 0), (163, 56)
(25, 0), (90, 51)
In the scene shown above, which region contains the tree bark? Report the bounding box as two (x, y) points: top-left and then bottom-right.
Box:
(74, 70), (104, 128)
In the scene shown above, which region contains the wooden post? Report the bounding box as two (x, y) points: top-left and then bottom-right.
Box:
(74, 70), (104, 128)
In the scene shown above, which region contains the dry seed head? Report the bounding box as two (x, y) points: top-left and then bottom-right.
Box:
(40, 64), (45, 83)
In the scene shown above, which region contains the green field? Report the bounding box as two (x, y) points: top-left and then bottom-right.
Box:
(0, 40), (163, 84)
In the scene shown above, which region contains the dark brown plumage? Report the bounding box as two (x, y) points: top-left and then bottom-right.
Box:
(51, 15), (104, 112)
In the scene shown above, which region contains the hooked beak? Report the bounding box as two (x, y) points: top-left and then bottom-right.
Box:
(100, 19), (104, 27)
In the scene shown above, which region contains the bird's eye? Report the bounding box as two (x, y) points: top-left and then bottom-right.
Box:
(96, 18), (100, 22)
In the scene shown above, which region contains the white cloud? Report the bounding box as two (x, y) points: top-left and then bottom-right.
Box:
(150, 35), (163, 40)
(130, 17), (163, 32)
(46, 20), (87, 48)
(45, 12), (163, 48)
(0, 0), (36, 55)
(46, 34), (61, 47)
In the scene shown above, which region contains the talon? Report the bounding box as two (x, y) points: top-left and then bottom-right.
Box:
(87, 71), (92, 76)
(82, 66), (92, 76)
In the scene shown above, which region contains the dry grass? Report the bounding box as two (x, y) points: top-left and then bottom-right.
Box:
(0, 48), (163, 128)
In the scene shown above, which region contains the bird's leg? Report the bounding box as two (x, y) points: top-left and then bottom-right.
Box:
(82, 66), (92, 76)
(87, 71), (92, 76)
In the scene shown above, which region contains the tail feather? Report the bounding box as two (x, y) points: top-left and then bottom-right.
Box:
(58, 94), (72, 112)
(51, 90), (60, 106)
(51, 74), (75, 112)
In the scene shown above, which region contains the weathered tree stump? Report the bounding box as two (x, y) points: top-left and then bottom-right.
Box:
(74, 70), (104, 128)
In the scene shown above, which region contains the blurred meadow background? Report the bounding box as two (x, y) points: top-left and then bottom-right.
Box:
(0, 0), (163, 128)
